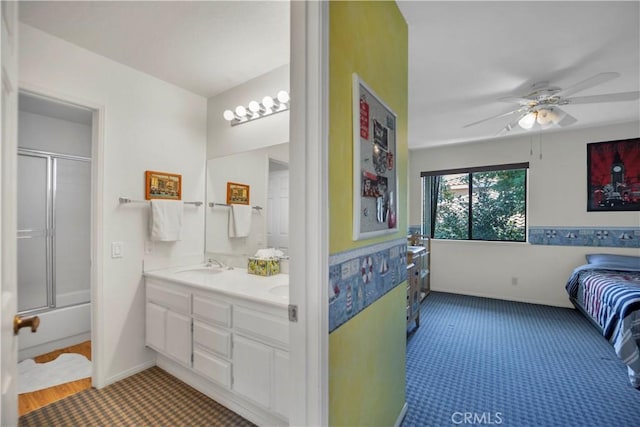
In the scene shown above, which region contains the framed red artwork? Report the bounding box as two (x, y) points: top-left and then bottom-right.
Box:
(587, 138), (640, 211)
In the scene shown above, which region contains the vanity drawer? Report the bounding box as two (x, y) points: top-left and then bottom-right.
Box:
(147, 283), (190, 315)
(194, 320), (231, 358)
(234, 306), (289, 348)
(193, 348), (232, 388)
(193, 295), (232, 327)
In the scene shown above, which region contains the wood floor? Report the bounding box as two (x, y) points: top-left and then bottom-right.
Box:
(18, 340), (92, 416)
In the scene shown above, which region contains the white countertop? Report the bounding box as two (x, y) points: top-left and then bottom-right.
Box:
(144, 264), (289, 308)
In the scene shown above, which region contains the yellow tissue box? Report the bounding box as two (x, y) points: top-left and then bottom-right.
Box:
(248, 258), (280, 276)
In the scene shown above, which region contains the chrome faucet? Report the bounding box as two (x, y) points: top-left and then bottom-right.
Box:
(206, 258), (224, 268)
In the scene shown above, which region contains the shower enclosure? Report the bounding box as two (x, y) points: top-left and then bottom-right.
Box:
(17, 150), (91, 314)
(16, 92), (93, 360)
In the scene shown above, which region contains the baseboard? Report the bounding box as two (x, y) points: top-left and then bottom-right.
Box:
(431, 287), (574, 308)
(102, 359), (156, 389)
(394, 402), (408, 427)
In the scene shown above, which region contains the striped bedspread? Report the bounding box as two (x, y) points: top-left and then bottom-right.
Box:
(566, 265), (640, 388)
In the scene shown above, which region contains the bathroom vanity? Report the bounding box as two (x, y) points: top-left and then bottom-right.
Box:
(144, 265), (290, 426)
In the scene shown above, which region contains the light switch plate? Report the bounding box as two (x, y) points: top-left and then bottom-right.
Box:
(111, 241), (123, 258)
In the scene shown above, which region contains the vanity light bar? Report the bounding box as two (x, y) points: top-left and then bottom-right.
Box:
(223, 90), (290, 127)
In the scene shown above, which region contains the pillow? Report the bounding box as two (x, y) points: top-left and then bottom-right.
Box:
(586, 253), (640, 268)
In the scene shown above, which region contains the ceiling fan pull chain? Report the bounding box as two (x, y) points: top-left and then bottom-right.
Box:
(530, 135), (534, 156)
(539, 134), (543, 160)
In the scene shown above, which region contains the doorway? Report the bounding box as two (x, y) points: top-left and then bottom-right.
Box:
(267, 159), (289, 254)
(16, 92), (94, 413)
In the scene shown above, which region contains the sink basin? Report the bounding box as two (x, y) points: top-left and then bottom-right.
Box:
(268, 284), (289, 298)
(175, 267), (223, 275)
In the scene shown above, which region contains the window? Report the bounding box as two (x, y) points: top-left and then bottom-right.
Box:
(421, 163), (528, 242)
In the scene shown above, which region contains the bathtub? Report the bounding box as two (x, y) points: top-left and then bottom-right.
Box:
(18, 302), (91, 361)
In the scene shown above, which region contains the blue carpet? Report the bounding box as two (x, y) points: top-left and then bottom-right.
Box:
(403, 292), (640, 427)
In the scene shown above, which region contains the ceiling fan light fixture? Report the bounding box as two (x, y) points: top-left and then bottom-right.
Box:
(536, 108), (554, 126)
(518, 112), (537, 129)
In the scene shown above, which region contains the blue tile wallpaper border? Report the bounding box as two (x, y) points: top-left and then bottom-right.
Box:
(329, 238), (407, 333)
(529, 226), (640, 248)
(408, 225), (421, 235)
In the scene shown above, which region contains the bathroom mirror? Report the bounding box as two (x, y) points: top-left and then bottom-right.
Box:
(205, 143), (289, 263)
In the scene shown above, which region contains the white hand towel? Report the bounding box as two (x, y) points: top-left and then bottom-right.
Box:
(228, 204), (252, 238)
(150, 200), (184, 241)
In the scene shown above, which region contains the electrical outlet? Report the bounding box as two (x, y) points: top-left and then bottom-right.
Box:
(144, 240), (153, 254)
(511, 276), (518, 286)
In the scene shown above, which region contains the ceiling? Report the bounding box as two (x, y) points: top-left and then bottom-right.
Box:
(397, 1), (640, 148)
(19, 1), (639, 149)
(18, 1), (290, 98)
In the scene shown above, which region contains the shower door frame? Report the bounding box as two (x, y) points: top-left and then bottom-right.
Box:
(17, 148), (92, 316)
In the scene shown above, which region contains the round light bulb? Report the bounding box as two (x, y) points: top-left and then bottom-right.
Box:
(277, 90), (290, 104)
(547, 109), (560, 124)
(518, 112), (536, 130)
(235, 105), (247, 117)
(223, 110), (235, 121)
(248, 101), (261, 113)
(262, 96), (274, 109)
(536, 109), (552, 125)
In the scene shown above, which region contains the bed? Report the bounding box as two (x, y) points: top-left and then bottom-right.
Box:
(565, 253), (640, 388)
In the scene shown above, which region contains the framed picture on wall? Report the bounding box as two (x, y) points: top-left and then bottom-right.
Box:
(587, 137), (640, 211)
(352, 73), (398, 240)
(145, 170), (182, 200)
(226, 181), (250, 205)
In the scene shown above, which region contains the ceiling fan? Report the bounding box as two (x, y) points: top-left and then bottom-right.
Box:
(464, 72), (640, 134)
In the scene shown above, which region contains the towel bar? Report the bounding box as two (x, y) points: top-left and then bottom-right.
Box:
(209, 202), (262, 211)
(119, 197), (202, 206)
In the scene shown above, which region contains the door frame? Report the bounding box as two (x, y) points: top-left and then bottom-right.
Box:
(1, 0), (19, 423)
(18, 83), (106, 389)
(289, 1), (329, 425)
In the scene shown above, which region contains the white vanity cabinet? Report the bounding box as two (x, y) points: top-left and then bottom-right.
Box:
(192, 294), (233, 388)
(232, 304), (290, 418)
(145, 282), (192, 367)
(144, 276), (290, 426)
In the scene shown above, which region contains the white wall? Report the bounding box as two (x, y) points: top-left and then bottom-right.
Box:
(19, 110), (91, 157)
(19, 24), (207, 383)
(207, 64), (289, 159)
(409, 121), (640, 307)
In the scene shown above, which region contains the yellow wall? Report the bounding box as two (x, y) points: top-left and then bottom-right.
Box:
(329, 285), (407, 426)
(329, 0), (408, 254)
(328, 2), (408, 425)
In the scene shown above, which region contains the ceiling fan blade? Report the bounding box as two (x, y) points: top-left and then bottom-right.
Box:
(564, 91), (640, 105)
(555, 72), (620, 98)
(497, 96), (530, 104)
(496, 112), (529, 135)
(551, 107), (577, 127)
(464, 107), (527, 128)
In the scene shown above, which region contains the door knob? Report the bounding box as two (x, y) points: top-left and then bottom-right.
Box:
(14, 314), (40, 335)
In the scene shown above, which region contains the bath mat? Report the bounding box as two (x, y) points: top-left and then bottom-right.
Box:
(18, 353), (92, 394)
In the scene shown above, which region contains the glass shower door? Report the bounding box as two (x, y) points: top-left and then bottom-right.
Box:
(17, 153), (51, 313)
(54, 158), (91, 307)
